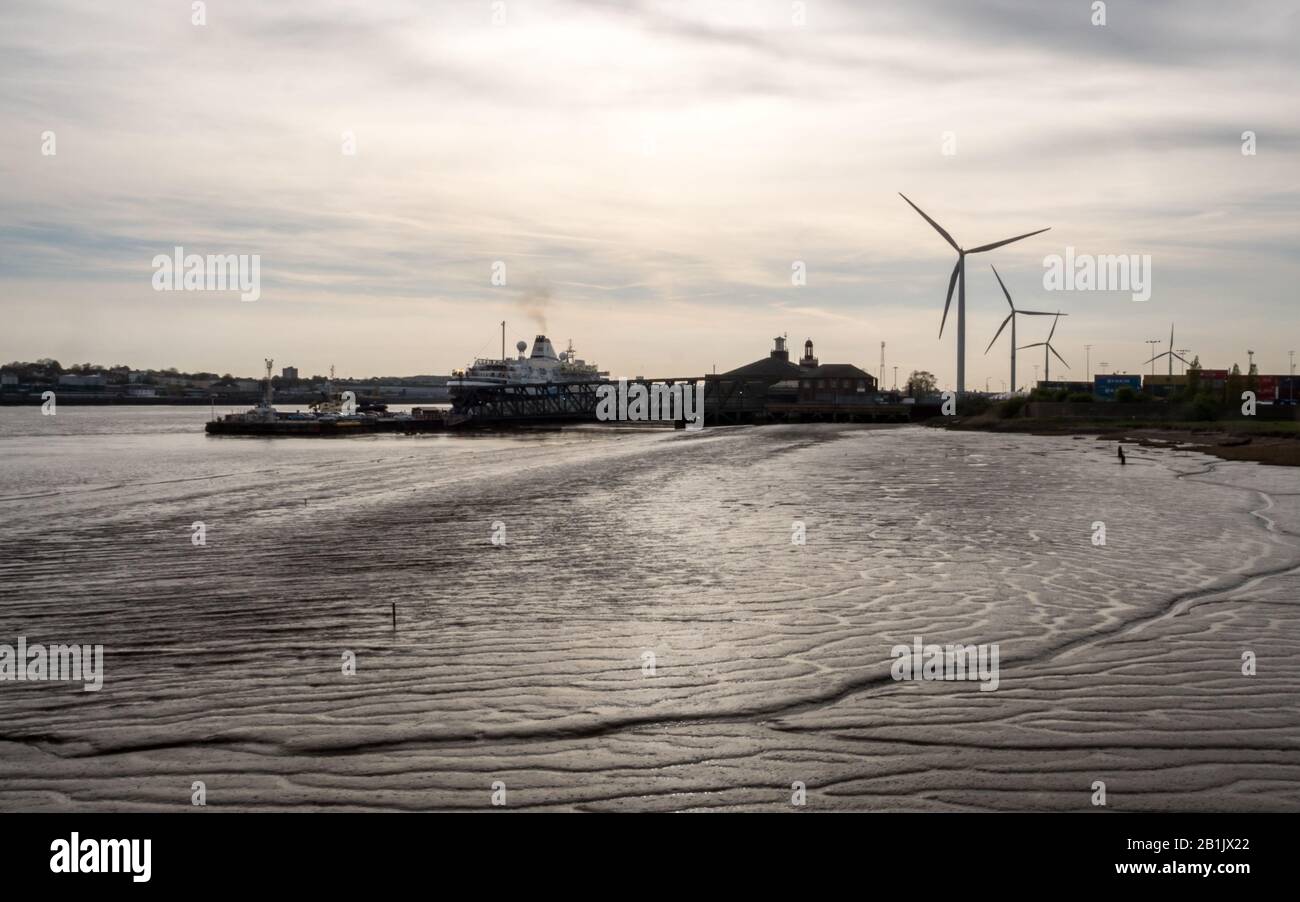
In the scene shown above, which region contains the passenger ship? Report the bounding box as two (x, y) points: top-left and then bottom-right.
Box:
(449, 325), (607, 389)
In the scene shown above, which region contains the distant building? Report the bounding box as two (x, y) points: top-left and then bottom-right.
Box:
(710, 337), (881, 423)
(0, 371), (17, 389)
(798, 363), (875, 402)
(57, 373), (107, 388)
(282, 366), (299, 381)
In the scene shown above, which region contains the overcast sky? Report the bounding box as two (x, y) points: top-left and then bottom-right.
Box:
(2, 0), (1297, 385)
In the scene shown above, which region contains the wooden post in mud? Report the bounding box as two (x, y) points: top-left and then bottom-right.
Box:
(391, 603), (397, 629)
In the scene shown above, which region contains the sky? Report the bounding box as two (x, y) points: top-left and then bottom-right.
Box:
(1, 0), (1297, 387)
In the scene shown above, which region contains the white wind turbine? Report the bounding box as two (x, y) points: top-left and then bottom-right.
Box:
(1143, 323), (1190, 376)
(985, 265), (1063, 393)
(899, 194), (1050, 395)
(1019, 313), (1069, 384)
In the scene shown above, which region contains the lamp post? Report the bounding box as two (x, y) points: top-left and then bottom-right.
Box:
(1177, 349), (1191, 375)
(1145, 340), (1160, 376)
(1084, 344), (1093, 378)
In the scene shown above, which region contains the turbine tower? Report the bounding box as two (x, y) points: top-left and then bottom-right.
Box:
(899, 194), (1050, 395)
(1143, 323), (1189, 376)
(985, 265), (1062, 394)
(1019, 314), (1069, 384)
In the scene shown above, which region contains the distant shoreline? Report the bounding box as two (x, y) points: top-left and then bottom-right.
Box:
(930, 416), (1300, 467)
(0, 395), (448, 406)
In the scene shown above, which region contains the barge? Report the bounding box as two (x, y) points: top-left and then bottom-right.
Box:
(205, 360), (447, 436)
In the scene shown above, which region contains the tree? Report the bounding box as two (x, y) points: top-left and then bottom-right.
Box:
(906, 370), (937, 397)
(1227, 363), (1243, 403)
(1184, 356), (1202, 399)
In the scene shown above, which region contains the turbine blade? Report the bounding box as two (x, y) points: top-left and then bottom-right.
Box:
(940, 258), (960, 338)
(1017, 310), (1058, 316)
(967, 227), (1051, 254)
(1018, 342), (1045, 350)
(1048, 314), (1060, 341)
(1144, 352), (1170, 365)
(986, 314), (1013, 354)
(899, 193), (960, 252)
(1172, 352), (1190, 365)
(990, 264), (1014, 311)
(1049, 345), (1069, 369)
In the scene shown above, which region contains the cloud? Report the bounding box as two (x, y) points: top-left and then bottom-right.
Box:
(0, 0), (1297, 382)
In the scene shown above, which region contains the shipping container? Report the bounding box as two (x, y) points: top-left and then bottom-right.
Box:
(1094, 374), (1142, 400)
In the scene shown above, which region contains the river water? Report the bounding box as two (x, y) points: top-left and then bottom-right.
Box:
(1, 406), (1297, 811)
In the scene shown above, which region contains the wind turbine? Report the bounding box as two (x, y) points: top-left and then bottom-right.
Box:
(899, 194), (1050, 395)
(1019, 313), (1069, 384)
(1143, 323), (1189, 376)
(985, 265), (1062, 395)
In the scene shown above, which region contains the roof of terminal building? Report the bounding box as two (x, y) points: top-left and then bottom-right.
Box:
(720, 357), (808, 379)
(806, 363), (873, 379)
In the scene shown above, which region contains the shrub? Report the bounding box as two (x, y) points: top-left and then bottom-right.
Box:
(1067, 392), (1094, 403)
(999, 396), (1028, 418)
(1188, 392), (1220, 421)
(1115, 387), (1137, 403)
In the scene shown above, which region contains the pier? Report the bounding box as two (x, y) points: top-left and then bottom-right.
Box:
(448, 376), (913, 427)
(449, 378), (707, 426)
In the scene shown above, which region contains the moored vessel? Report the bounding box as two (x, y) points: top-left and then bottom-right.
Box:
(448, 323), (608, 391)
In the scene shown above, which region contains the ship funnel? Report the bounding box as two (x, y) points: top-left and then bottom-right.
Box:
(530, 335), (558, 360)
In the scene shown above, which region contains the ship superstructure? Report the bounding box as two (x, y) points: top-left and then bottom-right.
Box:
(449, 328), (607, 389)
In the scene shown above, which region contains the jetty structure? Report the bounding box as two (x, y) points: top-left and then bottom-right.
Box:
(449, 336), (910, 428)
(205, 336), (915, 436)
